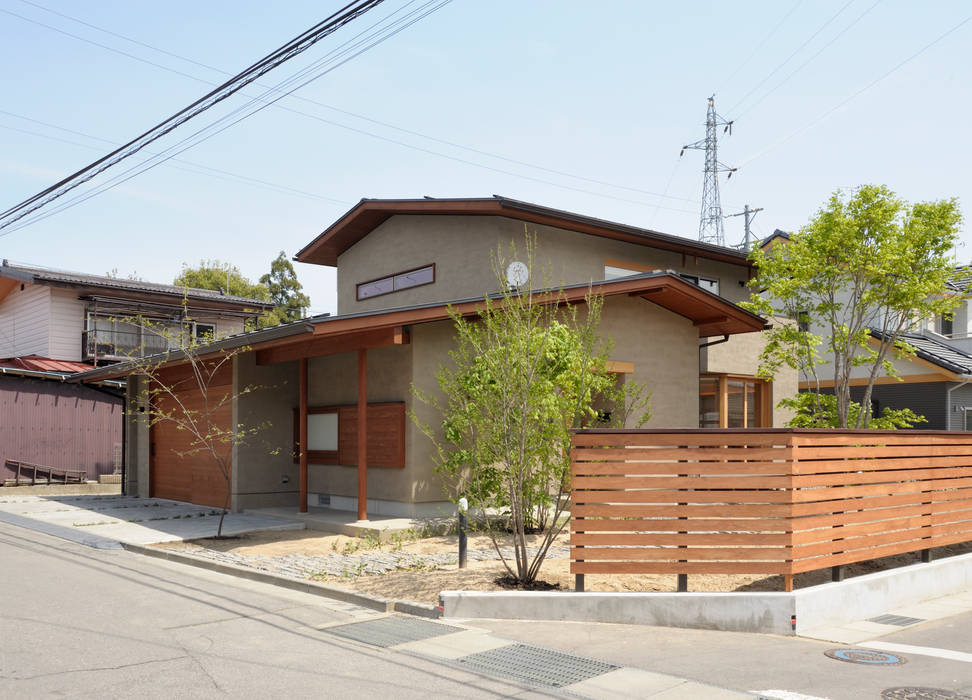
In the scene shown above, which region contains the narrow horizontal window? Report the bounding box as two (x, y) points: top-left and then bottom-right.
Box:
(357, 264), (435, 301)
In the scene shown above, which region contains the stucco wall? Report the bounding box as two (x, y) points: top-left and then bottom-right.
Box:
(337, 215), (752, 314)
(233, 352), (299, 510)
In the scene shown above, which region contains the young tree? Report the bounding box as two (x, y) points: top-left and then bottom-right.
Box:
(260, 251), (311, 325)
(414, 240), (651, 585)
(745, 185), (963, 428)
(126, 312), (269, 537)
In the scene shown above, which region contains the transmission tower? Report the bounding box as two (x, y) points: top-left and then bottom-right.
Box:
(681, 96), (737, 247)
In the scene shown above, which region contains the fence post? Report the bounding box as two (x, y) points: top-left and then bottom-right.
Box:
(920, 549), (932, 563)
(457, 497), (468, 569)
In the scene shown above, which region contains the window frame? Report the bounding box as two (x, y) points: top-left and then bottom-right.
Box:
(356, 263), (436, 302)
(699, 373), (772, 428)
(603, 259), (720, 295)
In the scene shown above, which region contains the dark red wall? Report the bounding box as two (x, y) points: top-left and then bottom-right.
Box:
(0, 376), (123, 481)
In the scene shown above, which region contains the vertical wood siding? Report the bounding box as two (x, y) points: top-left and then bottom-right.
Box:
(0, 284), (51, 358)
(0, 376), (122, 480)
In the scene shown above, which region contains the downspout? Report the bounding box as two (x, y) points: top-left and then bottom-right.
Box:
(699, 335), (730, 372)
(945, 375), (972, 430)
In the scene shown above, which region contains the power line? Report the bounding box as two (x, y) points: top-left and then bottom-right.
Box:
(735, 0), (883, 120)
(719, 1), (804, 90)
(0, 0), (387, 232)
(2, 0), (456, 234)
(739, 11), (972, 168)
(726, 0), (856, 115)
(9, 0), (704, 208)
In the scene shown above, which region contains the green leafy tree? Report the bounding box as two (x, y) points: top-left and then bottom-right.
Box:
(745, 185), (963, 428)
(175, 260), (270, 301)
(259, 251), (311, 325)
(413, 239), (651, 585)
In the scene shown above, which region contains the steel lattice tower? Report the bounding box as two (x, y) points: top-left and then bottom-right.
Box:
(681, 96), (736, 247)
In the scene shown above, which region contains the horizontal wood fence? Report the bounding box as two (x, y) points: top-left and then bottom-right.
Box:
(570, 429), (972, 591)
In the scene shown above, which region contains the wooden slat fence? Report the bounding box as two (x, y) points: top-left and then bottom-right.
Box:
(570, 429), (972, 591)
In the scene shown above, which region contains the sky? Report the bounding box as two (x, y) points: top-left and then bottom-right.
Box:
(1, 0), (970, 316)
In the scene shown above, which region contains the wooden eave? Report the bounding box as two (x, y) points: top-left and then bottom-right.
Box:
(295, 199), (753, 268)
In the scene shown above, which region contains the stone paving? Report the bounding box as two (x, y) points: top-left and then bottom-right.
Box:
(166, 542), (572, 580)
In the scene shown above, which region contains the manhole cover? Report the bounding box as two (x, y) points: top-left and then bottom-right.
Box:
(869, 614), (926, 627)
(824, 648), (907, 665)
(456, 643), (617, 688)
(322, 616), (462, 648)
(881, 688), (972, 700)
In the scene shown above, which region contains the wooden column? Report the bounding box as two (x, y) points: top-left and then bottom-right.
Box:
(299, 358), (308, 513)
(357, 348), (368, 521)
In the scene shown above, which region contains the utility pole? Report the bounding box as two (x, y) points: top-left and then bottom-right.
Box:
(681, 96), (737, 247)
(726, 204), (764, 251)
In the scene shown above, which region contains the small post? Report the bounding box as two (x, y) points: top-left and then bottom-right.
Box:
(920, 549), (932, 563)
(575, 574), (585, 592)
(677, 574), (688, 592)
(831, 565), (844, 582)
(457, 497), (468, 569)
(783, 574), (794, 592)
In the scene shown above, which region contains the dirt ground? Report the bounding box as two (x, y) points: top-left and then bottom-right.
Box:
(158, 528), (972, 606)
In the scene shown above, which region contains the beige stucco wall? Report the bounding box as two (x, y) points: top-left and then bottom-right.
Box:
(233, 352), (299, 510)
(336, 215), (752, 314)
(702, 318), (797, 427)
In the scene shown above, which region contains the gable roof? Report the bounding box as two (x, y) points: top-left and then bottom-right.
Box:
(947, 265), (972, 293)
(70, 271), (768, 384)
(295, 196), (753, 268)
(0, 261), (274, 310)
(871, 329), (972, 376)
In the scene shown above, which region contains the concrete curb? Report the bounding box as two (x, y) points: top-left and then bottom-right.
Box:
(440, 552), (972, 635)
(122, 542), (440, 618)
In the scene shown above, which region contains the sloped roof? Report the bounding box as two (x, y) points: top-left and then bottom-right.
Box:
(295, 196), (753, 268)
(872, 329), (972, 375)
(947, 266), (972, 293)
(0, 261), (274, 309)
(0, 355), (94, 374)
(70, 271), (768, 384)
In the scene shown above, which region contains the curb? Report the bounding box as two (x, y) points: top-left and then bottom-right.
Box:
(121, 542), (441, 619)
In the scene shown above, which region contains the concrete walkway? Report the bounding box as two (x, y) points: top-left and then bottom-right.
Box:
(0, 494), (304, 545)
(246, 505), (454, 539)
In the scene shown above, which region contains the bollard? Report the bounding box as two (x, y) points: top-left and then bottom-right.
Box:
(458, 497), (468, 569)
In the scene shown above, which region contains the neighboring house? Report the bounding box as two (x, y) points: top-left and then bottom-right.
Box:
(75, 196), (796, 517)
(0, 261), (273, 482)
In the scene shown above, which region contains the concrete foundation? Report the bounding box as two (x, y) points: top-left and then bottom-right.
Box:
(440, 552), (972, 635)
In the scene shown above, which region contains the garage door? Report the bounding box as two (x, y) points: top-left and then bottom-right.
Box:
(149, 363), (232, 508)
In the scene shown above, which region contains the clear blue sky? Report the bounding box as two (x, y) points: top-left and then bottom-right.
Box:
(1, 0), (969, 315)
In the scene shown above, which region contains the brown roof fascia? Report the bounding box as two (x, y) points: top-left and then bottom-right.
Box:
(295, 198), (752, 268)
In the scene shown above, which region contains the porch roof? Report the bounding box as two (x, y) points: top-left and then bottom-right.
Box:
(69, 271), (767, 383)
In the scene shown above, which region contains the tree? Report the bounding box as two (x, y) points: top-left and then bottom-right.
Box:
(175, 260), (270, 302)
(413, 239), (651, 585)
(745, 185), (963, 428)
(125, 312), (270, 537)
(259, 251), (311, 325)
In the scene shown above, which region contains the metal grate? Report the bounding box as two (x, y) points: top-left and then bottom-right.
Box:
(322, 616), (462, 648)
(881, 688), (972, 700)
(455, 644), (617, 688)
(869, 614), (926, 627)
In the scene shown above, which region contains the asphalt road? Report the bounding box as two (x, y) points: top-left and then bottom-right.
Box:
(0, 522), (556, 699)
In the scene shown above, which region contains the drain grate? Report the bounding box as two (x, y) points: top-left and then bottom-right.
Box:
(322, 616), (462, 648)
(869, 614), (926, 627)
(455, 643), (617, 688)
(881, 688), (972, 700)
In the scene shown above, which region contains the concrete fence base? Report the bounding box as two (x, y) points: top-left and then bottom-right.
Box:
(440, 552), (972, 635)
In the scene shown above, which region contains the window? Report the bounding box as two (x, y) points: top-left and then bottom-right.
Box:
(357, 264), (435, 301)
(85, 313), (183, 359)
(795, 310), (810, 333)
(699, 374), (770, 428)
(294, 403), (406, 467)
(603, 263), (719, 295)
(194, 323), (216, 341)
(939, 313), (954, 337)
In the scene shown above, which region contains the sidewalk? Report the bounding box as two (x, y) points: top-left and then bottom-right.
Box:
(0, 494), (303, 545)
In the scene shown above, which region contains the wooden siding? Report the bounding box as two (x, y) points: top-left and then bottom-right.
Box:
(0, 284), (51, 358)
(49, 288), (85, 362)
(0, 375), (122, 480)
(570, 430), (972, 590)
(150, 362), (233, 508)
(294, 402), (406, 468)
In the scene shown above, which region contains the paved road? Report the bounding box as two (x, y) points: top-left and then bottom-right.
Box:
(473, 616), (972, 699)
(0, 522), (556, 699)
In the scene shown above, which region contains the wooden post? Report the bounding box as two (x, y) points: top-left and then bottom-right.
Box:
(357, 348), (367, 521)
(784, 574), (794, 592)
(298, 358), (308, 514)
